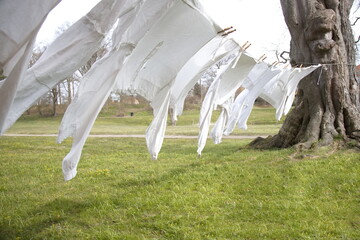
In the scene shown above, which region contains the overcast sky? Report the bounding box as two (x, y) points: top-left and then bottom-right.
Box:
(36, 0), (360, 63)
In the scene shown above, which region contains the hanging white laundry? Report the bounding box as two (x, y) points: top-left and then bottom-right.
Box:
(58, 0), (176, 181)
(210, 96), (233, 144)
(198, 71), (223, 156)
(260, 65), (320, 121)
(215, 53), (257, 106)
(169, 37), (238, 123)
(60, 47), (134, 181)
(224, 62), (281, 135)
(0, 0), (60, 75)
(115, 0), (219, 160)
(0, 0), (61, 135)
(145, 87), (171, 160)
(0, 0), (134, 135)
(197, 50), (241, 155)
(197, 52), (256, 155)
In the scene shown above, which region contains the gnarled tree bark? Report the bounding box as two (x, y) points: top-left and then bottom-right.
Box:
(252, 0), (360, 149)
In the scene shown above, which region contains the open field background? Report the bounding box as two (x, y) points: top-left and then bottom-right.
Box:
(6, 106), (282, 136)
(1, 106), (360, 239)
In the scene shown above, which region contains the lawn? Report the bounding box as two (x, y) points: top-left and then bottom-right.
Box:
(1, 136), (360, 239)
(6, 107), (283, 136)
(1, 106), (359, 239)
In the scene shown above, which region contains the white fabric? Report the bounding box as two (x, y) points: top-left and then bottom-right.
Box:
(0, 0), (132, 135)
(197, 52), (256, 155)
(59, 47), (134, 181)
(0, 0), (60, 135)
(169, 37), (239, 123)
(58, 0), (175, 181)
(215, 53), (257, 106)
(0, 0), (60, 75)
(224, 62), (281, 135)
(210, 96), (233, 144)
(197, 50), (240, 155)
(260, 65), (320, 120)
(115, 0), (218, 160)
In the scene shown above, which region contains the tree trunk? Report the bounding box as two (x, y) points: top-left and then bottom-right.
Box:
(51, 88), (58, 117)
(252, 0), (360, 149)
(67, 78), (72, 104)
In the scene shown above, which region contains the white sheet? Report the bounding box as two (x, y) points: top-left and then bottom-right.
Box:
(0, 0), (60, 75)
(169, 37), (239, 123)
(210, 96), (233, 144)
(0, 0), (60, 135)
(260, 65), (320, 120)
(0, 0), (133, 135)
(59, 0), (176, 180)
(224, 62), (281, 135)
(115, 0), (218, 160)
(198, 51), (256, 155)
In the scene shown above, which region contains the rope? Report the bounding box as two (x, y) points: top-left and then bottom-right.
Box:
(294, 62), (357, 67)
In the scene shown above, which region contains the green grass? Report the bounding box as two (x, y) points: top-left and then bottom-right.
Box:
(6, 107), (283, 136)
(1, 137), (360, 239)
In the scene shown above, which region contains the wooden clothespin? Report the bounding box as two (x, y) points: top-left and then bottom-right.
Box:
(217, 26), (233, 34)
(271, 61), (279, 67)
(241, 41), (249, 50)
(258, 54), (267, 62)
(240, 41), (251, 51)
(244, 43), (251, 50)
(222, 29), (237, 36)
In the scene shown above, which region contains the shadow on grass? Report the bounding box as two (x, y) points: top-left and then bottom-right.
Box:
(114, 162), (202, 189)
(0, 198), (90, 239)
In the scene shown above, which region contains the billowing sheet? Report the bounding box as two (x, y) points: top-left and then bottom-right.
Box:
(59, 0), (176, 181)
(197, 50), (238, 155)
(260, 65), (320, 120)
(197, 52), (256, 155)
(0, 0), (60, 135)
(224, 62), (281, 135)
(115, 0), (218, 160)
(169, 37), (238, 123)
(0, 0), (60, 75)
(0, 0), (133, 135)
(210, 97), (233, 144)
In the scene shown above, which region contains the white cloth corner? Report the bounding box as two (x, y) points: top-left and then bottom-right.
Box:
(0, 0), (61, 135)
(260, 64), (320, 121)
(115, 0), (218, 160)
(224, 62), (281, 135)
(210, 96), (233, 144)
(59, 0), (174, 181)
(198, 51), (256, 155)
(0, 0), (131, 135)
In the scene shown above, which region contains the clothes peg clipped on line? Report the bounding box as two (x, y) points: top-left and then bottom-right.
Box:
(258, 54), (267, 62)
(217, 26), (233, 34)
(222, 29), (236, 36)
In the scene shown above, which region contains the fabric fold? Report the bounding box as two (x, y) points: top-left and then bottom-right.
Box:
(0, 0), (132, 135)
(0, 0), (61, 135)
(210, 97), (233, 144)
(260, 65), (320, 121)
(59, 0), (176, 181)
(115, 0), (218, 160)
(170, 37), (238, 123)
(224, 62), (281, 135)
(198, 51), (257, 155)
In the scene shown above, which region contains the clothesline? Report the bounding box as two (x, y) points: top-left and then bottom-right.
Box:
(294, 62), (357, 67)
(0, 0), (351, 181)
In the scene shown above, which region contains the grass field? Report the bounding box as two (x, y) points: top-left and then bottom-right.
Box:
(1, 107), (360, 239)
(6, 107), (283, 136)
